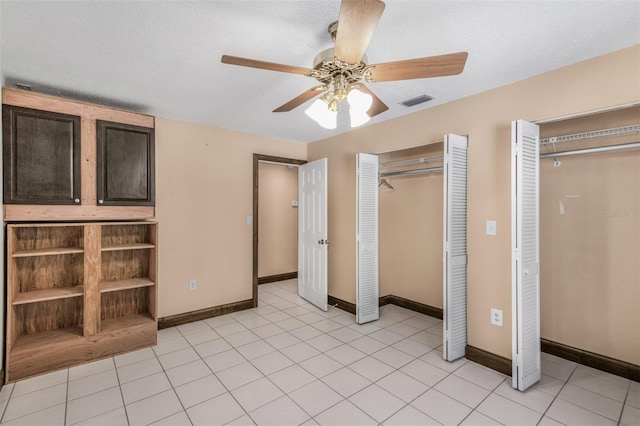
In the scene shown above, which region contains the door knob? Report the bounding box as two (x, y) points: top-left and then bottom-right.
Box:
(318, 239), (325, 245)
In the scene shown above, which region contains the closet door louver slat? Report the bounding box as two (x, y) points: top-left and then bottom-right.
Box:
(511, 119), (541, 391)
(443, 134), (468, 361)
(356, 153), (379, 324)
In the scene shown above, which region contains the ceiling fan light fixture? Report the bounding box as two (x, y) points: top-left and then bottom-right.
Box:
(305, 99), (337, 129)
(347, 88), (373, 112)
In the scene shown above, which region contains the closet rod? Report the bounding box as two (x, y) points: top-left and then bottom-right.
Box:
(380, 166), (443, 178)
(540, 141), (640, 159)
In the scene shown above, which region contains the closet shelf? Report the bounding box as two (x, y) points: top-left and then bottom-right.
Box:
(100, 313), (156, 334)
(11, 326), (83, 355)
(12, 247), (84, 258)
(12, 286), (84, 305)
(100, 278), (155, 293)
(101, 243), (155, 252)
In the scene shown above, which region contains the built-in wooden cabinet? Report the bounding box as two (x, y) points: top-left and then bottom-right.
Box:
(2, 88), (158, 382)
(2, 105), (82, 205)
(2, 88), (155, 221)
(97, 120), (155, 206)
(5, 221), (157, 383)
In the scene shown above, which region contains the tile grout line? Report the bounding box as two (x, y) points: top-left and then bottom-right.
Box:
(0, 382), (16, 422)
(537, 363), (577, 425)
(149, 332), (194, 426)
(179, 315), (251, 425)
(617, 381), (631, 425)
(551, 366), (630, 424)
(64, 368), (69, 426)
(0, 373), (68, 424)
(111, 354), (132, 426)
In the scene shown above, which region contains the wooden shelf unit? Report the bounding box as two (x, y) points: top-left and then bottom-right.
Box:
(12, 286), (84, 305)
(6, 221), (157, 382)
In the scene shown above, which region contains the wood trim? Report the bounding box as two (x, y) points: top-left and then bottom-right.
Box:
(328, 295), (357, 315)
(258, 272), (298, 285)
(379, 295), (443, 319)
(4, 205), (154, 221)
(328, 294), (443, 319)
(83, 225), (101, 336)
(465, 345), (512, 376)
(158, 299), (254, 329)
(252, 154), (306, 309)
(82, 116), (97, 206)
(541, 338), (640, 382)
(2, 88), (154, 128)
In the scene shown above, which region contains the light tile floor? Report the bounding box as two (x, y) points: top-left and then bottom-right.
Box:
(0, 279), (638, 425)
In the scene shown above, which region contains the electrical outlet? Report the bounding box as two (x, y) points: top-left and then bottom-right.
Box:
(189, 279), (197, 291)
(491, 308), (503, 326)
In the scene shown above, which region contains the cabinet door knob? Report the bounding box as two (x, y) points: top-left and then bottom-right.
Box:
(74, 198), (80, 203)
(98, 200), (104, 204)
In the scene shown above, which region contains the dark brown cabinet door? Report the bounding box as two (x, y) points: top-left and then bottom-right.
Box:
(96, 121), (155, 206)
(3, 105), (81, 205)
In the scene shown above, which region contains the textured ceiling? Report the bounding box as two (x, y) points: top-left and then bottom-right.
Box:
(1, 1), (639, 143)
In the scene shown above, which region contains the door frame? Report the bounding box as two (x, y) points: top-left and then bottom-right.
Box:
(252, 154), (307, 307)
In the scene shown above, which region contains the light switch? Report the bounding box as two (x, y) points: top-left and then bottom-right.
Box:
(485, 220), (497, 236)
(246, 216), (253, 225)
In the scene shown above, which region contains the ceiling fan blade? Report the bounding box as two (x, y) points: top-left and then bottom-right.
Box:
(356, 84), (389, 117)
(368, 52), (468, 82)
(221, 55), (313, 75)
(273, 85), (326, 112)
(334, 0), (386, 64)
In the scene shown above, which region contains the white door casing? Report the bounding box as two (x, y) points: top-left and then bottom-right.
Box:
(511, 119), (541, 391)
(356, 153), (379, 324)
(298, 158), (328, 311)
(443, 134), (469, 361)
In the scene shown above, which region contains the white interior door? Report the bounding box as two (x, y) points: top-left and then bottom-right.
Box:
(298, 158), (328, 311)
(511, 119), (541, 391)
(443, 134), (468, 361)
(356, 153), (379, 324)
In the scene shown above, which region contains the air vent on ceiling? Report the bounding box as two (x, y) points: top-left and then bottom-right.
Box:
(400, 94), (433, 107)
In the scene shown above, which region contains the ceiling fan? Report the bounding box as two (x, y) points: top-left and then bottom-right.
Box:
(221, 0), (468, 129)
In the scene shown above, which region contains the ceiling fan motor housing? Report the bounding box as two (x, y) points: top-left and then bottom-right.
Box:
(310, 47), (373, 87)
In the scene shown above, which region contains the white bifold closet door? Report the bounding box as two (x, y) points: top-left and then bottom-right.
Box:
(356, 153), (379, 324)
(511, 120), (541, 391)
(298, 158), (328, 311)
(443, 134), (469, 361)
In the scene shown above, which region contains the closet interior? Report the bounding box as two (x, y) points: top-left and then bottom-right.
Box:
(377, 143), (445, 311)
(538, 105), (639, 366)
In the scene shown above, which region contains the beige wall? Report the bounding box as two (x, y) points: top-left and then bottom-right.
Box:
(307, 45), (640, 360)
(155, 118), (305, 317)
(539, 108), (640, 365)
(379, 144), (444, 307)
(258, 162), (298, 277)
